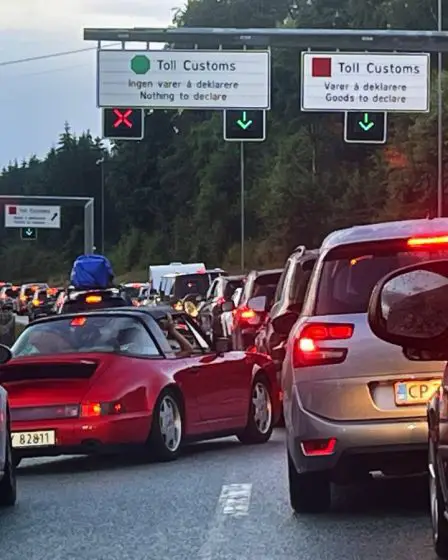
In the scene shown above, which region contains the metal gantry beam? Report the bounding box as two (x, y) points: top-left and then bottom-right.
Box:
(84, 27), (448, 52)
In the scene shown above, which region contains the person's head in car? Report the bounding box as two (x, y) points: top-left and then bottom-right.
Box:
(27, 328), (73, 354)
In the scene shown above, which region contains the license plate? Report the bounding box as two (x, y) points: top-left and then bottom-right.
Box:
(394, 380), (441, 406)
(11, 430), (56, 448)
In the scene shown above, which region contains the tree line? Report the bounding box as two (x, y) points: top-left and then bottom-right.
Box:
(1, 0), (446, 283)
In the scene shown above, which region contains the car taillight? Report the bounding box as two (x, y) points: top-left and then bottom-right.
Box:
(86, 295), (102, 303)
(301, 438), (337, 456)
(407, 235), (448, 247)
(233, 306), (259, 327)
(293, 323), (354, 367)
(80, 401), (124, 417)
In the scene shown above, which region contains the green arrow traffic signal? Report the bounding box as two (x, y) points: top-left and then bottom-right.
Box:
(20, 227), (37, 240)
(358, 113), (375, 131)
(236, 112), (253, 130)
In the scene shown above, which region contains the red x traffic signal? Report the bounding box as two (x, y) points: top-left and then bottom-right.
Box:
(102, 108), (144, 140)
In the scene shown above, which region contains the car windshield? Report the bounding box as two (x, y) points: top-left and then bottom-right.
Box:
(4, 288), (19, 297)
(12, 315), (160, 357)
(173, 274), (211, 298)
(224, 280), (243, 298)
(122, 285), (142, 298)
(315, 242), (448, 315)
(250, 273), (281, 310)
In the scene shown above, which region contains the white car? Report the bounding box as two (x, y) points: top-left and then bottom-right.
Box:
(0, 344), (16, 507)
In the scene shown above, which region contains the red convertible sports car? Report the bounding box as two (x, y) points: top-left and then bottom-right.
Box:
(0, 344), (16, 506)
(1, 307), (280, 464)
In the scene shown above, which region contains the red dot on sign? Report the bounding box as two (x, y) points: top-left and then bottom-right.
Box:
(8, 206), (16, 215)
(311, 57), (332, 78)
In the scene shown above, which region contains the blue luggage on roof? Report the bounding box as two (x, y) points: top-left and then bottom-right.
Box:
(70, 254), (114, 290)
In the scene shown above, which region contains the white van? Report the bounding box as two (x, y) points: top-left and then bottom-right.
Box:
(148, 262), (206, 293)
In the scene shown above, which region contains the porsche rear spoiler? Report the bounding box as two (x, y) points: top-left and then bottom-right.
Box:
(0, 361), (98, 383)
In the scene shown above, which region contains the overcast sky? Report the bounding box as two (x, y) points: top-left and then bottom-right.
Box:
(0, 0), (180, 167)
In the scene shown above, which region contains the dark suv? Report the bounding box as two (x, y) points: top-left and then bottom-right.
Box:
(58, 288), (129, 314)
(255, 247), (319, 369)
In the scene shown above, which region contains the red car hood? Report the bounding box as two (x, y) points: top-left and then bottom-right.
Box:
(0, 353), (114, 408)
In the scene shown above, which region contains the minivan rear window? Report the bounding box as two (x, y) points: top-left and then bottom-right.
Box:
(315, 242), (448, 315)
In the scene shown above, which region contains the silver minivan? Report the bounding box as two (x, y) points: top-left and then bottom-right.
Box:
(281, 218), (448, 513)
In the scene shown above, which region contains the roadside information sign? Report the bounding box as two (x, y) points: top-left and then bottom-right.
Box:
(301, 52), (429, 112)
(4, 205), (61, 228)
(97, 50), (271, 110)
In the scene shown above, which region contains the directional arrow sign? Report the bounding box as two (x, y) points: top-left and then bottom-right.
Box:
(223, 110), (266, 142)
(20, 227), (37, 240)
(358, 113), (375, 131)
(344, 112), (387, 144)
(236, 112), (253, 130)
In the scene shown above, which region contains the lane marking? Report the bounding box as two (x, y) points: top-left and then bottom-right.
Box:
(219, 483), (252, 517)
(197, 483), (252, 559)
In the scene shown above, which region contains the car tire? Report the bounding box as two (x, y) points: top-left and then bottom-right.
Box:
(429, 439), (448, 558)
(237, 375), (274, 445)
(287, 450), (331, 514)
(146, 389), (183, 462)
(0, 422), (17, 507)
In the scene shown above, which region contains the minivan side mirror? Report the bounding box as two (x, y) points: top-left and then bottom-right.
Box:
(368, 259), (448, 359)
(221, 301), (235, 313)
(272, 311), (298, 336)
(247, 295), (267, 313)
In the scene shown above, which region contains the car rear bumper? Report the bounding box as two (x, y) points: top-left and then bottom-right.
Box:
(286, 390), (428, 479)
(11, 413), (151, 458)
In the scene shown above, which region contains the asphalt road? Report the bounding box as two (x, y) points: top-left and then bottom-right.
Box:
(0, 430), (435, 560)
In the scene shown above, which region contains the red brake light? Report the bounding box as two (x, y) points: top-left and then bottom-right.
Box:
(80, 403), (101, 417)
(71, 317), (87, 326)
(301, 438), (337, 457)
(240, 309), (256, 319)
(293, 323), (354, 367)
(80, 401), (124, 417)
(407, 235), (448, 247)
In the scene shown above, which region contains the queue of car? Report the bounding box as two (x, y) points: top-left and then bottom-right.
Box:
(3, 219), (448, 558)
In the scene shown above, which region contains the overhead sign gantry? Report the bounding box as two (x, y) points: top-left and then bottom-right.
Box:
(84, 26), (448, 265)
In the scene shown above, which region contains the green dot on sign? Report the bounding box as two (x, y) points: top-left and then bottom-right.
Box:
(130, 55), (151, 75)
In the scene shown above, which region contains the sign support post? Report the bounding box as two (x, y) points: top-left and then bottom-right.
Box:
(240, 142), (245, 272)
